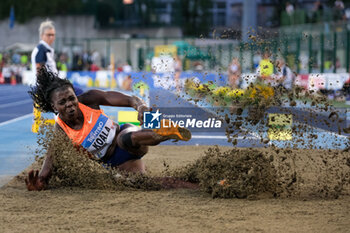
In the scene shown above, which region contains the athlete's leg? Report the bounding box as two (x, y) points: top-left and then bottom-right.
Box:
(130, 129), (167, 146)
(116, 124), (151, 156)
(116, 125), (167, 156)
(112, 121), (191, 173)
(117, 120), (191, 156)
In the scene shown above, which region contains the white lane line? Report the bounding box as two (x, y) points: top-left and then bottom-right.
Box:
(240, 127), (264, 139)
(240, 127), (272, 145)
(0, 113), (32, 127)
(303, 123), (349, 139)
(0, 94), (29, 101)
(0, 113), (26, 117)
(0, 99), (32, 109)
(192, 135), (257, 140)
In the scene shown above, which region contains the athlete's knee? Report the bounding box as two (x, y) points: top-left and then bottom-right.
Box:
(117, 124), (140, 148)
(119, 131), (134, 149)
(117, 129), (148, 156)
(121, 123), (138, 131)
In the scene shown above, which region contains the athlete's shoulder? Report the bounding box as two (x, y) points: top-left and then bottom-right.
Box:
(78, 89), (102, 110)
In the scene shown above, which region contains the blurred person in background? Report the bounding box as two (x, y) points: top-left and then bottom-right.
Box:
(122, 75), (133, 91)
(31, 20), (57, 75)
(311, 1), (324, 23)
(89, 62), (100, 72)
(257, 50), (274, 84)
(72, 52), (84, 71)
(31, 20), (83, 133)
(285, 1), (295, 24)
(342, 79), (350, 105)
(31, 20), (59, 133)
(82, 50), (90, 71)
(0, 54), (8, 83)
(122, 62), (132, 73)
(20, 54), (29, 70)
(12, 52), (21, 65)
(275, 58), (294, 90)
(334, 0), (345, 21)
(91, 50), (100, 68)
(116, 61), (124, 72)
(286, 2), (294, 15)
(227, 57), (241, 89)
(335, 0), (345, 8)
(193, 61), (204, 72)
(253, 53), (261, 70)
(145, 59), (151, 72)
(2, 63), (12, 84)
(56, 53), (68, 72)
(12, 62), (24, 84)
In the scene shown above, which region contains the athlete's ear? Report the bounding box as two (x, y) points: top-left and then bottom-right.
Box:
(51, 103), (57, 113)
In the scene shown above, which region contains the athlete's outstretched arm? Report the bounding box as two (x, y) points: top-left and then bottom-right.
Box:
(25, 147), (53, 191)
(78, 89), (149, 124)
(25, 124), (64, 191)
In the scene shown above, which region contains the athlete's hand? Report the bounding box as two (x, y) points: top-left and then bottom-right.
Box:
(25, 170), (46, 191)
(137, 105), (151, 125)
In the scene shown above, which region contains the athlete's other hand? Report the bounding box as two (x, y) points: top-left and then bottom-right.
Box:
(25, 170), (46, 191)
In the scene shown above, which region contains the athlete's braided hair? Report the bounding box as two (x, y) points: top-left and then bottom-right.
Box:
(28, 66), (73, 113)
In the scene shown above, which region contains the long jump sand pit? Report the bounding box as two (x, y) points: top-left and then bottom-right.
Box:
(1, 145), (349, 232)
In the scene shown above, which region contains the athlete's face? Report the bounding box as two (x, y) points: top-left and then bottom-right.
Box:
(41, 28), (56, 46)
(51, 87), (79, 120)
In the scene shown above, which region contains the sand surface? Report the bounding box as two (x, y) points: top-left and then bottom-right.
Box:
(1, 145), (349, 233)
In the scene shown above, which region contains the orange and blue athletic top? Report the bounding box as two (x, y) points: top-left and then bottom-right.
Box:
(56, 103), (118, 159)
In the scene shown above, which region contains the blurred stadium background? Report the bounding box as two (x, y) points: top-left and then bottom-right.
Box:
(0, 0), (350, 103)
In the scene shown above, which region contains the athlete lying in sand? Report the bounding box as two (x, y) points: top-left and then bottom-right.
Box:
(25, 67), (191, 191)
